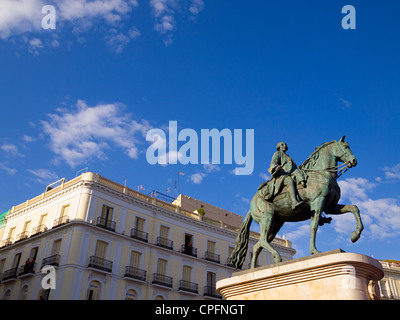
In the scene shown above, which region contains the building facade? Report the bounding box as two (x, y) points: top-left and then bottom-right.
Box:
(378, 260), (400, 300)
(0, 172), (295, 300)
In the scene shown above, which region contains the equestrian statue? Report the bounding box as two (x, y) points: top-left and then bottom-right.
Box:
(230, 136), (364, 269)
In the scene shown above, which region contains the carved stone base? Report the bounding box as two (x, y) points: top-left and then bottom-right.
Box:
(217, 249), (383, 300)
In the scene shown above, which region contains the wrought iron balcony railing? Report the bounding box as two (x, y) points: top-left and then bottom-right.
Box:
(156, 237), (173, 250)
(53, 215), (69, 228)
(204, 251), (220, 264)
(124, 266), (147, 281)
(1, 268), (17, 282)
(152, 273), (173, 288)
(18, 263), (36, 277)
(203, 286), (222, 299)
(96, 217), (116, 232)
(15, 231), (29, 242)
(130, 228), (149, 242)
(31, 224), (47, 236)
(181, 244), (197, 257)
(88, 255), (113, 273)
(178, 280), (199, 294)
(41, 254), (61, 268)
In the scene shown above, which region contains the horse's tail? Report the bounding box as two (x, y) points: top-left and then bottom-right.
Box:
(229, 210), (253, 269)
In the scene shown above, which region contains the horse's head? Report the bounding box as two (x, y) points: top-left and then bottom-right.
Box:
(333, 136), (357, 168)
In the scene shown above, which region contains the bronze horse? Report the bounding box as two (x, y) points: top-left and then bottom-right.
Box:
(230, 136), (364, 269)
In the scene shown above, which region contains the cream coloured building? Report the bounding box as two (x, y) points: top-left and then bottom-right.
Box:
(378, 260), (400, 300)
(0, 172), (295, 300)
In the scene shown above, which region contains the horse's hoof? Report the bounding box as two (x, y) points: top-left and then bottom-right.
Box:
(351, 231), (360, 243)
(310, 249), (321, 255)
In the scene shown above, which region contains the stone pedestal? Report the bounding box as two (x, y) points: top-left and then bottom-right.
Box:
(217, 249), (384, 300)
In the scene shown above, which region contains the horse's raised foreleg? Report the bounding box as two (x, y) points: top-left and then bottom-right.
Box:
(309, 198), (325, 255)
(325, 204), (364, 242)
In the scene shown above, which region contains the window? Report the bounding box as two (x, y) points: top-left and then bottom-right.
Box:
(3, 289), (11, 300)
(182, 265), (192, 282)
(51, 239), (62, 256)
(39, 214), (47, 226)
(207, 271), (216, 288)
(182, 234), (197, 256)
(131, 217), (148, 242)
(54, 205), (69, 226)
(125, 289), (137, 300)
(130, 251), (141, 269)
(207, 240), (216, 253)
(157, 258), (167, 275)
(101, 205), (113, 221)
(0, 259), (5, 274)
(95, 240), (108, 259)
(98, 205), (116, 231)
(23, 221), (31, 233)
(157, 225), (173, 249)
(20, 285), (28, 300)
(33, 214), (47, 235)
(60, 205), (69, 217)
(7, 227), (16, 242)
(135, 217), (145, 231)
(12, 252), (22, 269)
(159, 225), (169, 239)
(86, 280), (101, 300)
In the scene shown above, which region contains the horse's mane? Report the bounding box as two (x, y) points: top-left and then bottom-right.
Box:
(301, 140), (336, 169)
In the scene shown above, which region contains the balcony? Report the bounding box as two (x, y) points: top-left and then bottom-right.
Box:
(130, 228), (148, 243)
(53, 215), (69, 228)
(179, 280), (199, 294)
(0, 238), (13, 248)
(15, 231), (29, 243)
(41, 254), (61, 268)
(204, 251), (220, 264)
(1, 268), (17, 282)
(152, 273), (173, 288)
(124, 266), (147, 282)
(180, 244), (197, 257)
(96, 217), (116, 232)
(156, 237), (173, 250)
(88, 255), (113, 273)
(31, 224), (47, 237)
(18, 263), (36, 277)
(203, 286), (222, 299)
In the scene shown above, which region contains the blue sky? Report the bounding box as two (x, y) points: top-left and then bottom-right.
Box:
(0, 0), (399, 261)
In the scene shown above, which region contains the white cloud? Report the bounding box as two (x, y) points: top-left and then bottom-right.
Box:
(203, 163), (220, 173)
(0, 0), (139, 52)
(0, 0), (44, 40)
(284, 223), (310, 242)
(383, 163), (400, 180)
(190, 172), (206, 184)
(150, 0), (205, 45)
(0, 163), (17, 176)
(1, 143), (19, 156)
(28, 37), (43, 55)
(56, 0), (137, 26)
(189, 0), (204, 16)
(1, 0), (203, 50)
(40, 100), (151, 168)
(22, 135), (35, 143)
(104, 27), (140, 53)
(336, 177), (400, 240)
(27, 168), (58, 184)
(260, 172), (270, 180)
